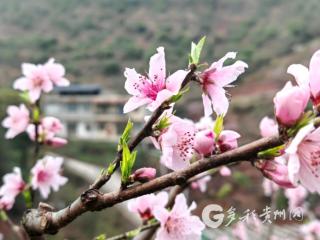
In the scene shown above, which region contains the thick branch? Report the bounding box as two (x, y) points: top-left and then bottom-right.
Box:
(90, 64), (197, 190)
(23, 136), (282, 236)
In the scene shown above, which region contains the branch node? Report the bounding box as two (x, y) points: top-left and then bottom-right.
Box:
(81, 189), (102, 210)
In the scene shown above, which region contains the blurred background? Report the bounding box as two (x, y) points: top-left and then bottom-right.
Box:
(1, 0), (320, 239)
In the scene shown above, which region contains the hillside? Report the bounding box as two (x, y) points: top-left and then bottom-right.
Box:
(0, 0), (320, 94)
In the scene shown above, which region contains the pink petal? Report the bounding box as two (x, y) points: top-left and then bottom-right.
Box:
(147, 89), (174, 111)
(202, 93), (213, 116)
(124, 68), (146, 96)
(214, 52), (237, 69)
(166, 70), (188, 94)
(13, 77), (29, 91)
(22, 63), (37, 77)
(287, 64), (309, 88)
(309, 49), (320, 98)
(149, 47), (166, 86)
(287, 154), (300, 184)
(123, 96), (151, 113)
(211, 60), (248, 87)
(207, 85), (229, 115)
(153, 206), (169, 223)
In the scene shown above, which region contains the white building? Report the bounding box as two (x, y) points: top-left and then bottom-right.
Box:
(44, 85), (145, 142)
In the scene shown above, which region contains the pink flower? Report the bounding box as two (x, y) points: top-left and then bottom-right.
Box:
(219, 166), (232, 176)
(0, 167), (25, 210)
(191, 175), (211, 192)
(232, 222), (248, 240)
(273, 81), (309, 126)
(41, 116), (64, 134)
(286, 124), (320, 193)
(200, 52), (248, 116)
(288, 50), (320, 106)
(284, 185), (308, 209)
(218, 130), (241, 152)
(194, 128), (240, 156)
(123, 47), (187, 113)
(2, 104), (30, 139)
(27, 117), (67, 147)
(300, 220), (320, 238)
(132, 167), (156, 182)
(259, 117), (278, 137)
(128, 192), (168, 221)
(14, 63), (53, 102)
(154, 193), (205, 240)
(259, 157), (296, 189)
(194, 129), (215, 156)
(158, 117), (195, 171)
(44, 58), (70, 87)
(31, 156), (68, 199)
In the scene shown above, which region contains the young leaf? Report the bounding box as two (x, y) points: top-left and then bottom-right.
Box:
(213, 115), (224, 139)
(120, 143), (137, 184)
(257, 145), (285, 159)
(118, 119), (134, 150)
(95, 234), (106, 240)
(189, 36), (206, 65)
(23, 188), (33, 209)
(169, 86), (190, 103)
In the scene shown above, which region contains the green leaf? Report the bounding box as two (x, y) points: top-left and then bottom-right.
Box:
(118, 119), (134, 151)
(19, 92), (30, 103)
(0, 210), (8, 221)
(127, 228), (141, 238)
(23, 189), (33, 209)
(287, 111), (315, 137)
(107, 163), (116, 175)
(120, 143), (137, 184)
(32, 106), (40, 123)
(189, 36), (206, 65)
(155, 116), (171, 131)
(213, 115), (224, 139)
(216, 183), (232, 198)
(95, 234), (106, 240)
(169, 86), (190, 103)
(257, 145), (285, 159)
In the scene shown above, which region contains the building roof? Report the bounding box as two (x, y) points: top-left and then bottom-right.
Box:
(54, 84), (101, 95)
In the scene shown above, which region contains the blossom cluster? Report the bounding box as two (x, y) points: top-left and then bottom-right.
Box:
(258, 50), (320, 195)
(0, 59), (69, 210)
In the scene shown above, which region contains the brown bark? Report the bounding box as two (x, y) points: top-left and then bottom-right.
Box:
(22, 136), (282, 237)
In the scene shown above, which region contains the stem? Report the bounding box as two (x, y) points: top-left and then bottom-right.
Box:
(105, 222), (160, 240)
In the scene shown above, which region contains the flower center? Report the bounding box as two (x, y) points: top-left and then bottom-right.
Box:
(37, 170), (51, 183)
(177, 131), (195, 161)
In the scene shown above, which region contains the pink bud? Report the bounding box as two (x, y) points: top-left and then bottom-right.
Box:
(46, 137), (67, 148)
(218, 130), (240, 152)
(259, 117), (278, 137)
(219, 166), (231, 176)
(194, 129), (215, 156)
(132, 168), (156, 182)
(273, 81), (309, 126)
(259, 160), (296, 188)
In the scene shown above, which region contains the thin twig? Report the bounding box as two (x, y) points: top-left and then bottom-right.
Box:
(105, 222), (160, 240)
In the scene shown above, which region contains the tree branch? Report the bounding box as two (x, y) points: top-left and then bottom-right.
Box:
(22, 135), (282, 236)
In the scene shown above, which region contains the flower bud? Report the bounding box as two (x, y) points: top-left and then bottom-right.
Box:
(273, 81), (309, 126)
(194, 129), (215, 156)
(132, 168), (156, 182)
(259, 159), (296, 188)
